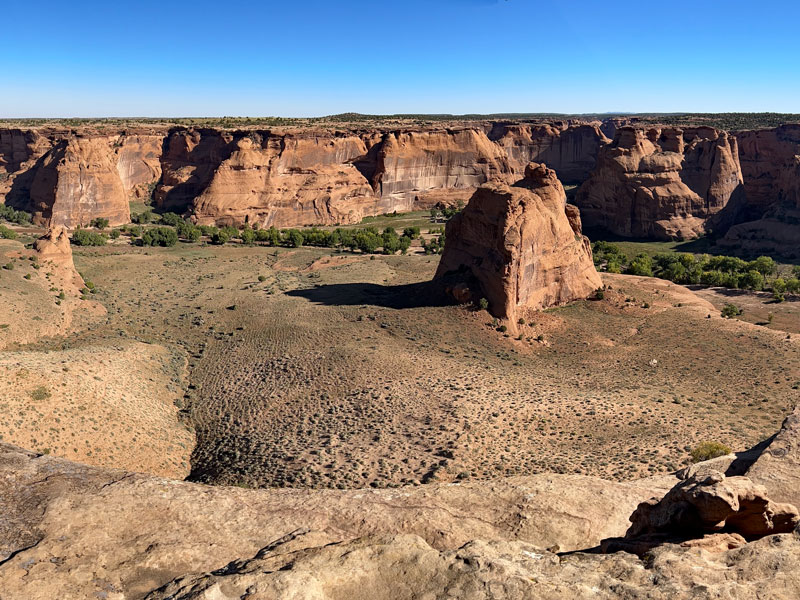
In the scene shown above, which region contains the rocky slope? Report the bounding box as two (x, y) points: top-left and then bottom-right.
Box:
(435, 163), (601, 324)
(575, 126), (745, 240)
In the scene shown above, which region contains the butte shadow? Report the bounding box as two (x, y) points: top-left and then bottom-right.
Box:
(285, 279), (455, 310)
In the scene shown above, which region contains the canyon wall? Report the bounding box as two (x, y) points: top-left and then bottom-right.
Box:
(490, 122), (608, 183)
(435, 163), (601, 324)
(0, 123), (608, 229)
(574, 126), (744, 240)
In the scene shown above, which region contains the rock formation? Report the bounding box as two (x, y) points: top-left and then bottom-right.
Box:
(435, 163), (601, 323)
(575, 126), (745, 240)
(602, 471), (799, 555)
(189, 133), (380, 227)
(2, 441), (800, 599)
(490, 122), (609, 183)
(713, 125), (800, 258)
(1, 122), (609, 229)
(116, 134), (163, 199)
(29, 136), (130, 227)
(746, 404), (800, 509)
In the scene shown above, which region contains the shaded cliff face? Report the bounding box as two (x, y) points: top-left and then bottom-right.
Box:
(29, 137), (130, 228)
(435, 163), (601, 325)
(574, 126), (744, 240)
(0, 129), (53, 210)
(490, 122), (609, 183)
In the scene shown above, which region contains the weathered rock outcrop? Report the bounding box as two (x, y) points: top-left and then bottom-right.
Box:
(602, 471), (799, 555)
(435, 163), (601, 323)
(747, 404), (800, 509)
(0, 128), (53, 209)
(575, 126), (745, 240)
(3, 442), (800, 600)
(29, 137), (130, 227)
(490, 122), (609, 183)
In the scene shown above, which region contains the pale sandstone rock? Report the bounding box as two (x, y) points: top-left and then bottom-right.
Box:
(602, 471), (799, 555)
(0, 443), (672, 599)
(575, 126), (744, 240)
(747, 404), (800, 509)
(435, 163), (601, 323)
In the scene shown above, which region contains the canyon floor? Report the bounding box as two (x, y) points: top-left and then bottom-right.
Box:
(2, 238), (796, 489)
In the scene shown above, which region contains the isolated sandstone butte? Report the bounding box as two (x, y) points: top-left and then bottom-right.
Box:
(29, 136), (130, 227)
(575, 126), (744, 240)
(435, 163), (601, 323)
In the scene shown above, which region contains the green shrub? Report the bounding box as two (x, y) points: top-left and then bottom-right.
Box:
(72, 229), (108, 246)
(159, 212), (184, 227)
(239, 227), (256, 245)
(109, 229), (121, 240)
(141, 227), (178, 247)
(721, 303), (742, 318)
(0, 224), (17, 239)
(478, 297), (489, 311)
(28, 385), (51, 401)
(211, 230), (230, 245)
(90, 217), (109, 229)
(0, 204), (32, 225)
(690, 441), (732, 463)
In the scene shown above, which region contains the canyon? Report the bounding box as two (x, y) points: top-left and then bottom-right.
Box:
(2, 118), (797, 256)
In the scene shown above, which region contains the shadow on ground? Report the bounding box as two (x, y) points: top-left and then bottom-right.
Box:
(286, 281), (454, 309)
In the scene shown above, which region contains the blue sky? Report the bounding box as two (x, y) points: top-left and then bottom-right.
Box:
(2, 0), (799, 117)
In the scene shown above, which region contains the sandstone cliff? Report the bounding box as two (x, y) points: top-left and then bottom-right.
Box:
(575, 126), (744, 240)
(116, 134), (163, 199)
(713, 125), (800, 258)
(0, 128), (52, 209)
(435, 163), (601, 324)
(490, 122), (608, 183)
(29, 136), (130, 227)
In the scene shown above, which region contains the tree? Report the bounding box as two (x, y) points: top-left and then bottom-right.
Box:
(721, 303), (742, 318)
(739, 270), (764, 291)
(211, 230), (230, 245)
(159, 212), (184, 227)
(141, 227), (178, 247)
(71, 229), (107, 246)
(91, 217), (109, 229)
(749, 256), (777, 279)
(285, 229), (304, 248)
(239, 227), (256, 245)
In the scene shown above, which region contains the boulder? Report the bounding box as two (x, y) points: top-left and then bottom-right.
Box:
(602, 471), (799, 555)
(435, 163), (601, 324)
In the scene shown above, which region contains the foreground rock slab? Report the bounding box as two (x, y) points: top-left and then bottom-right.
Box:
(0, 443), (671, 599)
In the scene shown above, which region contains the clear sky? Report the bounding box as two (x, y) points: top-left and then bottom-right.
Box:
(2, 0), (799, 117)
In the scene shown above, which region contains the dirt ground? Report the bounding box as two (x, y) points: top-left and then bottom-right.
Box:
(56, 243), (800, 489)
(691, 286), (800, 335)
